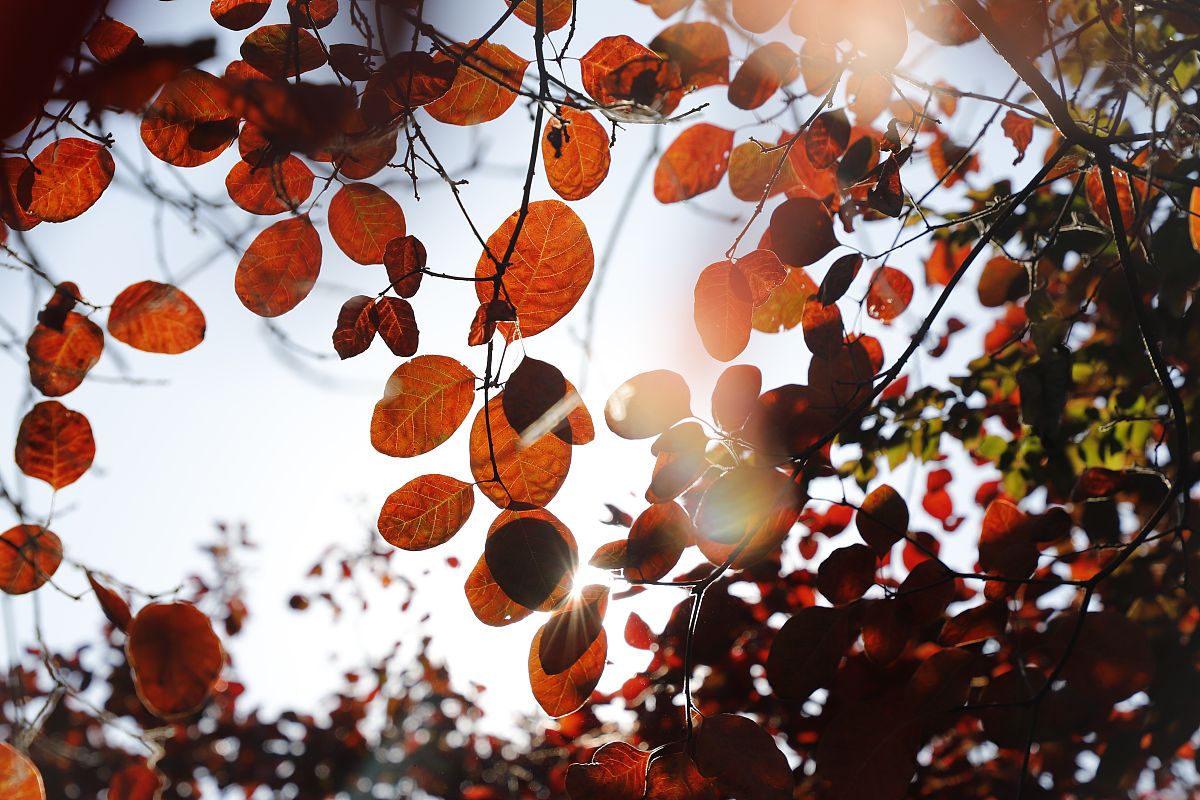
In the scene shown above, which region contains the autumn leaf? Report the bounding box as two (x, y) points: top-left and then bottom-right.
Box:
(0, 743), (44, 800)
(141, 70), (236, 168)
(126, 602), (224, 719)
(605, 370), (691, 440)
(0, 525), (63, 595)
(728, 42), (796, 110)
(371, 355), (475, 457)
(225, 156), (314, 215)
(566, 741), (649, 800)
(329, 182), (406, 265)
(474, 200), (593, 340)
(14, 401), (95, 489)
(649, 21), (730, 89)
(211, 0), (271, 30)
(240, 24), (327, 78)
(26, 138), (114, 222)
(865, 265), (913, 322)
(543, 106), (611, 202)
(26, 312), (104, 396)
(425, 41), (529, 126)
(235, 215), (323, 316)
(693, 260), (753, 362)
(108, 281), (206, 354)
(1001, 110), (1034, 164)
(469, 393), (572, 509)
(378, 474), (475, 551)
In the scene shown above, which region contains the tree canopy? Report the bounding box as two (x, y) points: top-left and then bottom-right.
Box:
(2, 0), (1200, 798)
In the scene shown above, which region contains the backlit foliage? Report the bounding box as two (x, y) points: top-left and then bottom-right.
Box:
(2, 0), (1200, 798)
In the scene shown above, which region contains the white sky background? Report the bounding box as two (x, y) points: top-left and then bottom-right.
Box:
(0, 0), (1046, 757)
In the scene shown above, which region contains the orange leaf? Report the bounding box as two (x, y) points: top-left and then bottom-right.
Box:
(225, 155), (314, 214)
(1001, 110), (1034, 164)
(977, 256), (1028, 307)
(126, 602), (224, 720)
(529, 620), (605, 717)
(375, 296), (419, 357)
(370, 355), (475, 457)
(1084, 165), (1137, 232)
(27, 138), (114, 222)
(108, 281), (206, 354)
(978, 499), (1038, 594)
(235, 215), (322, 316)
(15, 401), (95, 489)
(0, 743), (44, 800)
(240, 24), (327, 78)
(543, 107), (611, 202)
(728, 41), (797, 110)
(768, 197), (839, 267)
(287, 0), (338, 28)
(329, 182), (406, 265)
(580, 35), (682, 114)
(566, 741), (650, 800)
(426, 41), (529, 126)
(650, 21), (730, 89)
(0, 525), (63, 595)
(845, 0), (908, 67)
(474, 199), (593, 339)
(693, 260), (753, 362)
(378, 474), (475, 551)
(605, 370), (692, 440)
(331, 295), (377, 359)
(801, 298), (843, 356)
(26, 312), (103, 396)
(511, 0), (574, 32)
(735, 248), (787, 305)
(211, 0), (271, 30)
(940, 600), (1008, 647)
(469, 393), (572, 509)
(141, 70), (237, 168)
(655, 123), (733, 203)
(799, 40), (839, 96)
(865, 265), (913, 322)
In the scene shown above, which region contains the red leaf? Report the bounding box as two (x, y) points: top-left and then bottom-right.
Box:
(235, 215), (322, 316)
(624, 612), (655, 650)
(624, 501), (695, 580)
(379, 475), (474, 551)
(566, 741), (650, 800)
(332, 295), (377, 359)
(26, 312), (103, 396)
(362, 51), (457, 124)
(511, 0), (574, 32)
(141, 70), (236, 168)
(939, 600), (1008, 647)
(858, 484), (908, 555)
(695, 713), (794, 800)
(734, 249), (787, 305)
(817, 253), (863, 305)
(805, 109), (850, 169)
(502, 357), (593, 446)
(865, 265), (913, 322)
(529, 622), (606, 717)
(126, 602), (224, 719)
(211, 0), (271, 30)
(645, 753), (718, 799)
(240, 24), (327, 78)
(383, 235), (427, 298)
(107, 763), (162, 800)
(801, 298), (843, 357)
(14, 401), (95, 489)
(0, 525), (63, 595)
(816, 543), (876, 604)
(375, 296), (420, 357)
(580, 35), (682, 114)
(85, 18), (143, 62)
(767, 605), (853, 701)
(767, 197), (839, 266)
(87, 571), (133, 632)
(539, 585), (608, 674)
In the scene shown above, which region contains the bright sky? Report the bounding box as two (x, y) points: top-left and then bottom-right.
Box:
(0, 0), (1044, 754)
